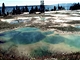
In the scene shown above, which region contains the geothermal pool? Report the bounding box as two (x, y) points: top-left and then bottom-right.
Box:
(0, 27), (80, 56)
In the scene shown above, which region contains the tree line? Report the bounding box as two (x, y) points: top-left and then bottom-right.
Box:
(70, 3), (80, 10)
(0, 3), (65, 17)
(0, 3), (45, 17)
(0, 2), (80, 17)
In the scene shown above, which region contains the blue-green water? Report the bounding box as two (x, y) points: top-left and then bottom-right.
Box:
(43, 35), (65, 44)
(0, 27), (80, 49)
(65, 35), (80, 48)
(75, 25), (80, 28)
(0, 27), (45, 44)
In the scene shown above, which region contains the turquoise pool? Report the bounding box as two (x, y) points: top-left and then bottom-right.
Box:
(0, 27), (80, 54)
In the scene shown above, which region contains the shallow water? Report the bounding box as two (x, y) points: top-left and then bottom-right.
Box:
(64, 35), (80, 48)
(75, 25), (80, 29)
(0, 27), (46, 44)
(43, 35), (65, 44)
(0, 27), (80, 54)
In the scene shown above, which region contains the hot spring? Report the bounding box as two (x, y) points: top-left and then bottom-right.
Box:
(0, 27), (80, 56)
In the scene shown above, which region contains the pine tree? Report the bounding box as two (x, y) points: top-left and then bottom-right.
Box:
(24, 6), (29, 12)
(16, 6), (21, 14)
(29, 6), (34, 14)
(54, 6), (56, 11)
(21, 7), (25, 13)
(58, 4), (60, 10)
(40, 5), (45, 13)
(12, 8), (16, 15)
(58, 4), (65, 10)
(35, 6), (39, 12)
(0, 10), (1, 16)
(7, 12), (9, 15)
(70, 3), (80, 10)
(40, 0), (45, 13)
(2, 3), (5, 16)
